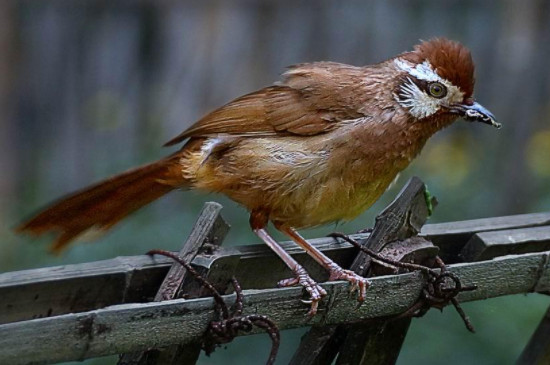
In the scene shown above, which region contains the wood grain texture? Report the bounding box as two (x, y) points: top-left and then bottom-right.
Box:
(0, 234), (365, 325)
(0, 254), (173, 325)
(1, 250), (549, 365)
(518, 304), (550, 365)
(349, 176), (433, 276)
(118, 202), (230, 365)
(335, 319), (411, 365)
(423, 212), (550, 262)
(461, 226), (550, 262)
(155, 202), (229, 301)
(334, 177), (433, 365)
(2, 212), (549, 326)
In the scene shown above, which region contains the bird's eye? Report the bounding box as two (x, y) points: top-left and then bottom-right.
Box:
(428, 82), (447, 98)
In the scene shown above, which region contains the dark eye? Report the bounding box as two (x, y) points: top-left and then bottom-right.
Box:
(428, 82), (447, 98)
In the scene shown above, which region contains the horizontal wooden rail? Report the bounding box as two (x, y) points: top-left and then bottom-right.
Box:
(1, 250), (549, 364)
(2, 212), (549, 326)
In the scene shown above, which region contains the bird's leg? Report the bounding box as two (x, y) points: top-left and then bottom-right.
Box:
(276, 224), (369, 302)
(253, 228), (327, 315)
(250, 212), (326, 315)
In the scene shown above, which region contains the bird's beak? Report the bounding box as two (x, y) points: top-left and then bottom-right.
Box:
(449, 101), (501, 129)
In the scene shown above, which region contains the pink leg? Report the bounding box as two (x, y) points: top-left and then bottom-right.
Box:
(253, 228), (327, 315)
(276, 224), (369, 302)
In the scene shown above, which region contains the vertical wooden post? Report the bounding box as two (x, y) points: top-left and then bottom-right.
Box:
(517, 304), (550, 365)
(118, 202), (230, 365)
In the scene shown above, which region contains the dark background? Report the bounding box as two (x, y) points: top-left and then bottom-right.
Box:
(1, 1), (550, 364)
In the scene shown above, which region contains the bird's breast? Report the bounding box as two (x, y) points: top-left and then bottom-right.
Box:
(184, 120), (421, 228)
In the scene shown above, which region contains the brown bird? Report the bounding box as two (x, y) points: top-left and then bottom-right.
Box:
(18, 38), (500, 314)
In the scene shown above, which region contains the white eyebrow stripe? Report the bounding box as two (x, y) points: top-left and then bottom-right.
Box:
(394, 59), (442, 83)
(394, 58), (464, 100)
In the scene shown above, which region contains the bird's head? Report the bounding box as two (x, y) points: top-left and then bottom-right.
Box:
(392, 38), (500, 129)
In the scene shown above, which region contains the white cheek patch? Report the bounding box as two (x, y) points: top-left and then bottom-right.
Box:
(393, 59), (465, 119)
(398, 77), (440, 119)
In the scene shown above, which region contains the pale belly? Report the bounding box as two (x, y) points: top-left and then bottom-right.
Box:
(267, 169), (400, 228)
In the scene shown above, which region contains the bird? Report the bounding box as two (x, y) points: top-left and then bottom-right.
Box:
(17, 38), (500, 315)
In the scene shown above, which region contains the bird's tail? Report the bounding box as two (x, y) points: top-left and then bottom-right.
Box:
(17, 153), (186, 253)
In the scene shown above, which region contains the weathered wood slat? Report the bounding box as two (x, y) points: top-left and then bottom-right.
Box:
(118, 202), (230, 365)
(423, 212), (550, 262)
(335, 319), (411, 365)
(423, 212), (550, 236)
(1, 250), (549, 365)
(155, 202), (229, 301)
(518, 304), (550, 365)
(1, 211), (549, 325)
(0, 254), (173, 325)
(461, 226), (550, 262)
(0, 236), (364, 325)
(350, 176), (433, 273)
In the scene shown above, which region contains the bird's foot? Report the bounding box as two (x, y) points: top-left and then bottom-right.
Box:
(277, 265), (327, 316)
(327, 264), (370, 302)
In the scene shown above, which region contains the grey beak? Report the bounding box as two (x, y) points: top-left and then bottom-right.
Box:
(451, 102), (501, 129)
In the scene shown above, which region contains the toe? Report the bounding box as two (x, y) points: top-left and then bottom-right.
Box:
(278, 277), (299, 288)
(328, 268), (370, 302)
(277, 270), (326, 315)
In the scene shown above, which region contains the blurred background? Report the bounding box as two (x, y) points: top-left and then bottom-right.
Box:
(1, 0), (550, 364)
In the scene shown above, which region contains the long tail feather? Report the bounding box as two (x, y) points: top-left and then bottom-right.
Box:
(17, 154), (185, 253)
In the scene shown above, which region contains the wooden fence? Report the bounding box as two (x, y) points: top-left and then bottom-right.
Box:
(1, 178), (550, 364)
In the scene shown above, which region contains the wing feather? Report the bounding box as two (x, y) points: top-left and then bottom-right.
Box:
(165, 62), (368, 146)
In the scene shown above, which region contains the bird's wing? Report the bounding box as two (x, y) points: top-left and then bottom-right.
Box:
(164, 62), (368, 146)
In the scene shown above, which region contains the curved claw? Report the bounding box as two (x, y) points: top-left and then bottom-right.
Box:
(328, 267), (370, 302)
(306, 300), (319, 317)
(277, 265), (327, 315)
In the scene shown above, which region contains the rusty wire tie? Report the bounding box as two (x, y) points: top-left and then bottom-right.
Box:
(148, 249), (280, 365)
(329, 233), (477, 332)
